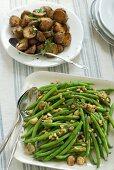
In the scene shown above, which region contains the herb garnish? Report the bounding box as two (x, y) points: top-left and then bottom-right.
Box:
(32, 25), (38, 31)
(35, 8), (44, 13)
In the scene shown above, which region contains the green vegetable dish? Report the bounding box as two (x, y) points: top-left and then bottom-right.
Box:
(22, 81), (114, 168)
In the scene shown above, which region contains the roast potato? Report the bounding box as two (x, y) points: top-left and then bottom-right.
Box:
(62, 33), (71, 47)
(25, 44), (36, 54)
(16, 38), (28, 51)
(12, 26), (23, 39)
(23, 26), (37, 39)
(54, 32), (64, 44)
(53, 8), (68, 24)
(21, 10), (31, 19)
(9, 15), (21, 27)
(21, 15), (31, 27)
(36, 31), (46, 42)
(39, 17), (53, 31)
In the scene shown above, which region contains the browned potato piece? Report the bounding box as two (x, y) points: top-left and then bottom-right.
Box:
(62, 33), (71, 47)
(16, 38), (28, 51)
(12, 26), (23, 39)
(21, 10), (31, 19)
(53, 8), (68, 24)
(36, 31), (46, 42)
(23, 26), (37, 39)
(21, 15), (31, 27)
(25, 45), (36, 54)
(54, 32), (64, 44)
(42, 6), (54, 19)
(57, 44), (64, 53)
(9, 15), (21, 27)
(29, 38), (38, 46)
(39, 18), (53, 31)
(37, 44), (44, 53)
(47, 43), (58, 54)
(53, 22), (66, 33)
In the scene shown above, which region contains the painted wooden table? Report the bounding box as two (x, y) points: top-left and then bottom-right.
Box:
(0, 0), (114, 169)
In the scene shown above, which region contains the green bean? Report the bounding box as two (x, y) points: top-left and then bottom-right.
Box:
(47, 91), (71, 101)
(56, 154), (70, 160)
(42, 122), (79, 128)
(34, 147), (58, 158)
(97, 88), (114, 94)
(74, 92), (99, 99)
(89, 151), (97, 165)
(40, 133), (70, 149)
(24, 129), (60, 143)
(52, 115), (80, 121)
(39, 84), (57, 92)
(44, 122), (82, 161)
(32, 117), (42, 138)
(80, 108), (86, 136)
(21, 127), (34, 138)
(104, 112), (114, 128)
(85, 116), (90, 156)
(26, 99), (39, 110)
(109, 103), (114, 116)
(90, 131), (100, 168)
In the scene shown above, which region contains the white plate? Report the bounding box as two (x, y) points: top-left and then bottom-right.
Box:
(99, 0), (114, 35)
(14, 71), (114, 170)
(94, 0), (114, 40)
(0, 1), (83, 67)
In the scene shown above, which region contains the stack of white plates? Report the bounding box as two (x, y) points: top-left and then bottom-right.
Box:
(90, 0), (114, 46)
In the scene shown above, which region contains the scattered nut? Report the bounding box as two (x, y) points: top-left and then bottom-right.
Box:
(30, 117), (38, 124)
(25, 143), (35, 155)
(76, 156), (85, 165)
(67, 155), (75, 166)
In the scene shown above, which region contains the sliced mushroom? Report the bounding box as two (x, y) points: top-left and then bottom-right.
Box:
(39, 17), (53, 31)
(12, 26), (23, 39)
(62, 33), (71, 47)
(9, 15), (21, 27)
(42, 6), (54, 19)
(53, 8), (68, 24)
(32, 11), (46, 17)
(36, 31), (46, 42)
(21, 10), (31, 19)
(25, 44), (36, 54)
(54, 32), (64, 44)
(57, 44), (64, 53)
(21, 15), (31, 27)
(28, 20), (39, 27)
(23, 26), (37, 39)
(53, 22), (66, 33)
(16, 38), (28, 51)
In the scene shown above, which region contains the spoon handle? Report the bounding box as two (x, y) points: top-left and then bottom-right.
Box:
(7, 115), (23, 170)
(0, 115), (20, 154)
(46, 52), (88, 70)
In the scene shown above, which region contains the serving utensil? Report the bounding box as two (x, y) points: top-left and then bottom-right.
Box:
(9, 38), (88, 70)
(0, 87), (38, 169)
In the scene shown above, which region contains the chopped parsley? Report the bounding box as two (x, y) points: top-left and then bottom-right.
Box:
(29, 15), (41, 22)
(32, 25), (38, 31)
(35, 8), (44, 13)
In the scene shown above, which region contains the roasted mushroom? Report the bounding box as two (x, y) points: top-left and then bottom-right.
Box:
(12, 26), (23, 39)
(53, 22), (66, 33)
(29, 38), (38, 46)
(28, 20), (39, 27)
(37, 44), (44, 53)
(16, 38), (28, 51)
(62, 33), (71, 46)
(32, 9), (46, 17)
(54, 32), (64, 44)
(9, 15), (21, 27)
(57, 44), (64, 53)
(36, 31), (46, 42)
(21, 14), (31, 27)
(23, 26), (37, 39)
(39, 17), (53, 31)
(43, 31), (53, 38)
(21, 10), (31, 19)
(42, 6), (54, 19)
(25, 44), (36, 54)
(46, 43), (58, 54)
(53, 8), (68, 24)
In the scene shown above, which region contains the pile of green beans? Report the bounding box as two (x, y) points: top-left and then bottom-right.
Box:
(22, 81), (114, 168)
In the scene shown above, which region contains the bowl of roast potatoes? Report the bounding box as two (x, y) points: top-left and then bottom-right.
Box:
(9, 6), (71, 55)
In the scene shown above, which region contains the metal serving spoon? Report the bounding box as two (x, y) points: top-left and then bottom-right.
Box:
(9, 38), (88, 70)
(0, 87), (38, 169)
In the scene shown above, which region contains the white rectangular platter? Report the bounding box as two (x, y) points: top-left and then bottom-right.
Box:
(14, 71), (114, 170)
